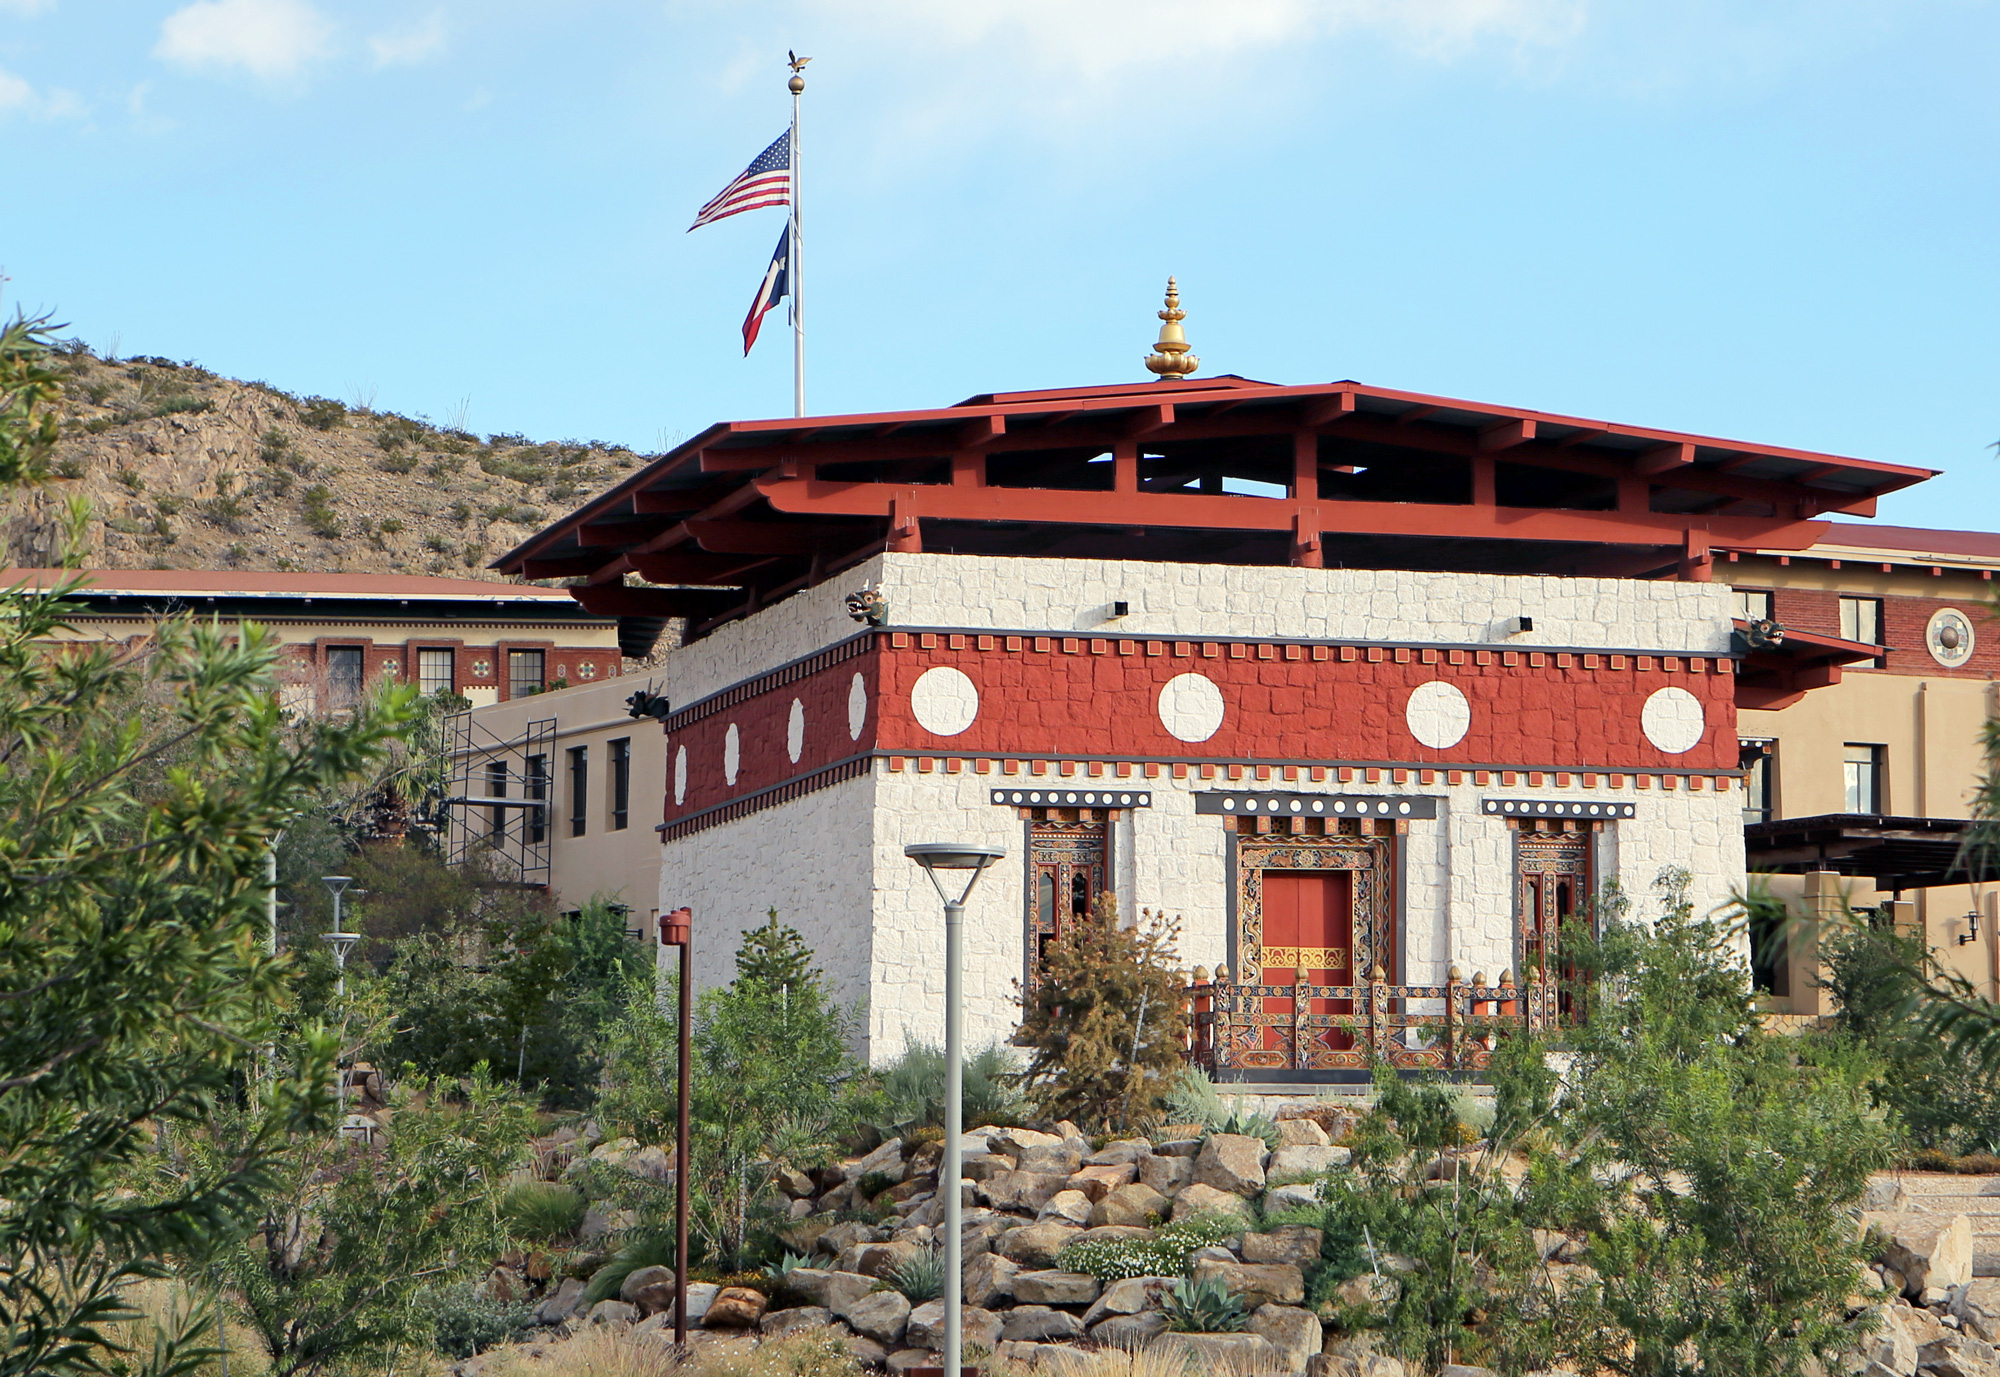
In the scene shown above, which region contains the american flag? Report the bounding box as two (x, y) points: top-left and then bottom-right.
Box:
(688, 130), (792, 231)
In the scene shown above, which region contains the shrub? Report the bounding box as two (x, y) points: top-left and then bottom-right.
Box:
(301, 395), (346, 429)
(301, 484), (341, 537)
(871, 1038), (1027, 1137)
(1162, 1273), (1246, 1333)
(148, 394), (211, 418)
(504, 1181), (587, 1244)
(882, 1246), (944, 1302)
(583, 1230), (678, 1306)
(1058, 1214), (1241, 1281)
(1162, 1069), (1281, 1148)
(376, 453), (418, 475)
(415, 1281), (536, 1358)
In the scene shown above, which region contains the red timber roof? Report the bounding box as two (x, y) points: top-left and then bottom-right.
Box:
(493, 376), (1936, 636)
(2, 568), (581, 602)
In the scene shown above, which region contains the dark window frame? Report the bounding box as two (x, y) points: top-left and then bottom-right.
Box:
(568, 745), (588, 838)
(526, 753), (548, 844)
(326, 645), (366, 709)
(609, 737), (631, 831)
(1844, 743), (1885, 815)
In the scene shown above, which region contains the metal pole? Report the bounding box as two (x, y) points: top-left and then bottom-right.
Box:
(789, 68), (804, 418)
(266, 843), (279, 957)
(674, 932), (692, 1349)
(944, 896), (963, 1377)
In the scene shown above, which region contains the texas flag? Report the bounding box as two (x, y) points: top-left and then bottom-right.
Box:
(742, 225), (790, 356)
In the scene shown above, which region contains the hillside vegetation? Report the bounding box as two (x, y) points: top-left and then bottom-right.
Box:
(2, 341), (648, 576)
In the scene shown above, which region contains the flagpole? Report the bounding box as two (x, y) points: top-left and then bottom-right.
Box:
(788, 61), (805, 418)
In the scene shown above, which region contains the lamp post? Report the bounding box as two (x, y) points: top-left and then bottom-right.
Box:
(904, 842), (1004, 1377)
(658, 906), (693, 1351)
(321, 877), (363, 1116)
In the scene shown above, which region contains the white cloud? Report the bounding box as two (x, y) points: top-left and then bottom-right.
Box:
(0, 0), (56, 15)
(0, 68), (32, 110)
(154, 0), (334, 81)
(0, 64), (86, 119)
(369, 11), (446, 68)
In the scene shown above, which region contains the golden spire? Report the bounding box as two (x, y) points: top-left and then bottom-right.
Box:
(1143, 276), (1200, 381)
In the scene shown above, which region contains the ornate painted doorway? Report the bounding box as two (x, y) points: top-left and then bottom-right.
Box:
(1515, 824), (1595, 1014)
(1260, 870), (1358, 1055)
(1025, 810), (1108, 990)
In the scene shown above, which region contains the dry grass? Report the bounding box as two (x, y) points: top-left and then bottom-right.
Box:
(475, 1328), (865, 1377)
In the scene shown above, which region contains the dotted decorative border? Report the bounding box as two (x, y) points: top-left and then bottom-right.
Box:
(1195, 792), (1441, 820)
(1483, 798), (1637, 819)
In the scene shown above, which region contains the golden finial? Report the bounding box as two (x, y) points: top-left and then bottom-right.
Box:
(1143, 276), (1200, 381)
(787, 50), (810, 93)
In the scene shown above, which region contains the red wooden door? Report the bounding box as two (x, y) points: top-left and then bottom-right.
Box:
(1261, 871), (1356, 1058)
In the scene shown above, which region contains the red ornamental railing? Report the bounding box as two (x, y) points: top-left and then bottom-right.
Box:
(1182, 963), (1560, 1074)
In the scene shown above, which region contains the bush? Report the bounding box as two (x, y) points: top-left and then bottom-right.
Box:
(504, 1181), (587, 1244)
(882, 1246), (944, 1302)
(416, 1281), (537, 1358)
(301, 483), (341, 537)
(871, 1038), (1027, 1137)
(1162, 1273), (1247, 1333)
(583, 1230), (678, 1306)
(301, 395), (346, 429)
(1161, 1068), (1280, 1148)
(1058, 1214), (1240, 1281)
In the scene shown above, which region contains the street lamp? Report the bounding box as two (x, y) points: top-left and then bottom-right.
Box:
(904, 842), (1005, 1377)
(322, 876), (365, 1117)
(658, 906), (694, 1351)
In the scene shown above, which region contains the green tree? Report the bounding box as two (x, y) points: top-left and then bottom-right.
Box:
(0, 313), (60, 484)
(1016, 895), (1186, 1131)
(0, 316), (413, 1377)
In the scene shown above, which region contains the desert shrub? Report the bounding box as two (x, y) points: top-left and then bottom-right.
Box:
(882, 1246), (944, 1302)
(147, 393), (211, 417)
(504, 1180), (587, 1243)
(1058, 1214), (1241, 1281)
(301, 483), (341, 537)
(377, 452), (418, 475)
(1160, 1068), (1280, 1148)
(870, 1037), (1027, 1136)
(582, 1229), (679, 1306)
(1162, 1273), (1247, 1333)
(415, 1281), (537, 1358)
(301, 395), (346, 429)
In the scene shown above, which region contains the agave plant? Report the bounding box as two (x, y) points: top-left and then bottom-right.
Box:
(1162, 1273), (1247, 1333)
(883, 1246), (946, 1303)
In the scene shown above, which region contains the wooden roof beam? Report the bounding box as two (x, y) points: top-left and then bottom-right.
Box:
(1478, 417), (1537, 452)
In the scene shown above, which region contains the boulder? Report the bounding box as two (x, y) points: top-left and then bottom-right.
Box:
(980, 1171), (1072, 1213)
(1922, 1334), (2000, 1377)
(960, 1211), (1014, 1260)
(1092, 1311), (1171, 1345)
(995, 1340), (1079, 1367)
(623, 1145), (673, 1181)
(1038, 1189), (1094, 1225)
(844, 1137), (907, 1183)
(962, 1153), (1016, 1182)
(906, 1300), (1003, 1351)
(963, 1251), (1021, 1307)
(1068, 1163), (1138, 1200)
(1267, 1145), (1351, 1179)
(1082, 1274), (1178, 1325)
(835, 1289), (912, 1346)
(1849, 1303), (1919, 1376)
(1439, 1367), (1501, 1377)
(535, 1277), (584, 1325)
(839, 1240), (925, 1279)
(759, 1305), (832, 1337)
(1863, 1177), (1908, 1211)
(1189, 1245), (1238, 1266)
(620, 1264), (678, 1316)
(1011, 1269), (1102, 1305)
(578, 1204), (622, 1245)
(701, 1287), (767, 1329)
(590, 1135), (640, 1164)
(845, 1336), (891, 1369)
(1173, 1181), (1255, 1224)
(1070, 1224), (1156, 1247)
(683, 1282), (720, 1323)
(1139, 1154), (1194, 1197)
(993, 1126), (1064, 1153)
(1866, 1213), (1973, 1296)
(1001, 1305), (1085, 1342)
(1959, 1280), (2000, 1343)
(1155, 1137), (1204, 1157)
(994, 1220), (1082, 1268)
(1277, 1118), (1331, 1147)
(1336, 1273), (1400, 1308)
(784, 1268), (878, 1314)
(1163, 1333), (1279, 1367)
(1250, 1302), (1325, 1372)
(1192, 1259), (1306, 1308)
(1086, 1139), (1153, 1167)
(1017, 1143), (1085, 1177)
(584, 1299), (637, 1329)
(776, 1166), (816, 1198)
(1194, 1132), (1269, 1196)
(887, 1350), (935, 1376)
(817, 1220), (880, 1258)
(1090, 1182), (1170, 1228)
(1265, 1182), (1323, 1214)
(1244, 1225), (1324, 1268)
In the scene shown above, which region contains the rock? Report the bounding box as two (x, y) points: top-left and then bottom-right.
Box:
(960, 1212), (1014, 1260)
(906, 1300), (1003, 1351)
(585, 1299), (637, 1328)
(1001, 1305), (1084, 1342)
(1017, 1143), (1085, 1177)
(578, 1204), (621, 1245)
(1850, 1302), (1919, 1376)
(1173, 1181), (1255, 1223)
(1265, 1182), (1323, 1214)
(995, 1340), (1078, 1367)
(818, 1220), (880, 1258)
(1250, 1302), (1324, 1372)
(759, 1305), (832, 1337)
(993, 1220), (1082, 1268)
(1070, 1224), (1156, 1247)
(844, 1138), (907, 1183)
(785, 1268), (878, 1314)
(780, 1214), (839, 1256)
(962, 1153), (1016, 1182)
(1011, 1269), (1102, 1305)
(845, 1335), (890, 1369)
(701, 1287), (767, 1329)
(887, 1349), (935, 1375)
(620, 1264), (678, 1316)
(1310, 1346), (1410, 1377)
(623, 1145), (673, 1181)
(1866, 1212), (1974, 1297)
(836, 1289), (912, 1346)
(1439, 1367), (1501, 1377)
(1091, 1182), (1171, 1228)
(1244, 1225), (1323, 1268)
(980, 1171), (1072, 1213)
(1068, 1163), (1138, 1200)
(1163, 1333), (1279, 1367)
(535, 1277), (584, 1325)
(1336, 1273), (1400, 1308)
(1139, 1154), (1194, 1196)
(1864, 1177), (1909, 1211)
(1277, 1118), (1331, 1147)
(1189, 1245), (1239, 1266)
(1959, 1280), (2000, 1342)
(1087, 1139), (1153, 1166)
(1267, 1145), (1351, 1179)
(1038, 1189), (1094, 1225)
(1194, 1132), (1269, 1196)
(840, 1240), (925, 1279)
(776, 1166), (816, 1198)
(993, 1126), (1063, 1153)
(1192, 1259), (1306, 1308)
(590, 1135), (640, 1163)
(683, 1282), (720, 1323)
(1921, 1334), (2000, 1377)
(963, 1251), (1020, 1307)
(1053, 1120), (1088, 1144)
(1090, 1311), (1171, 1345)
(1155, 1137), (1204, 1157)
(1083, 1274), (1177, 1324)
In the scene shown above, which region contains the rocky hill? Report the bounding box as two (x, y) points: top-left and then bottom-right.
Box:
(3, 344), (648, 578)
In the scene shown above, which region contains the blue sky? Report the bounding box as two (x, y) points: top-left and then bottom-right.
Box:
(2, 1), (1995, 529)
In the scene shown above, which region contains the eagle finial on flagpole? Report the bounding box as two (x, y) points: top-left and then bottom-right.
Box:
(1144, 276), (1200, 381)
(788, 50), (811, 92)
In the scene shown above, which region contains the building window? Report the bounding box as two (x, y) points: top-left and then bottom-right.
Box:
(526, 754), (548, 844)
(1732, 589), (1774, 621)
(418, 647), (455, 697)
(1844, 743), (1885, 814)
(1025, 811), (1108, 990)
(1741, 742), (1775, 825)
(609, 738), (631, 831)
(568, 746), (588, 838)
(508, 649), (546, 699)
(326, 646), (365, 709)
(1840, 596), (1884, 665)
(486, 759), (507, 842)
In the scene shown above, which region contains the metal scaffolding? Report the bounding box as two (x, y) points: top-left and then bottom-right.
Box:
(442, 712), (557, 888)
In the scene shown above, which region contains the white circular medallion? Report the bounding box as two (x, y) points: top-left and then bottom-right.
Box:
(1405, 680), (1471, 750)
(723, 723), (741, 784)
(847, 672), (867, 740)
(1157, 672), (1225, 743)
(786, 697), (805, 764)
(1927, 608), (1976, 668)
(1641, 686), (1705, 755)
(672, 744), (687, 805)
(910, 666), (978, 737)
